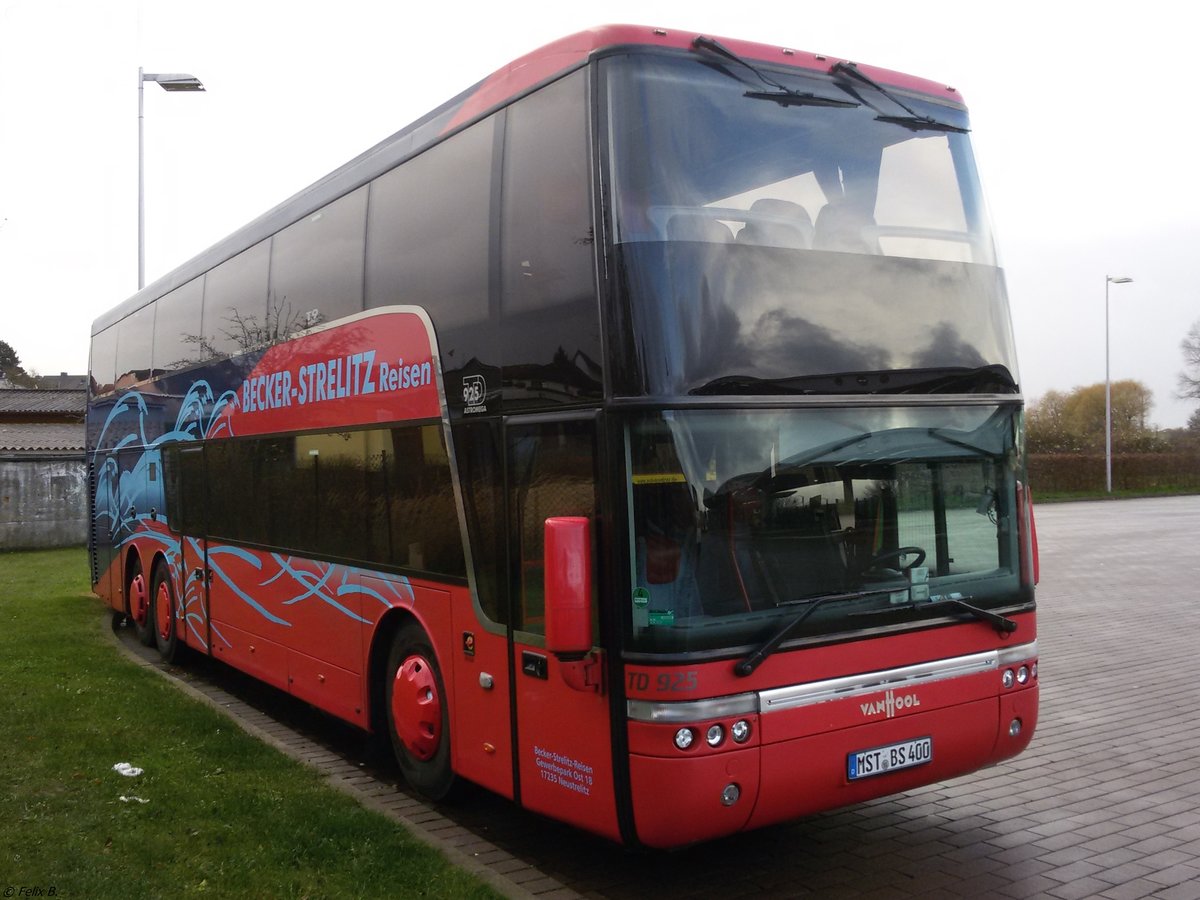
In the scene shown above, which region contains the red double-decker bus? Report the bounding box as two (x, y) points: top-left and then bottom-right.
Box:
(87, 25), (1038, 848)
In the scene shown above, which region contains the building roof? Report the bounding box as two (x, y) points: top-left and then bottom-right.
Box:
(36, 373), (89, 390)
(0, 389), (86, 416)
(0, 422), (85, 452)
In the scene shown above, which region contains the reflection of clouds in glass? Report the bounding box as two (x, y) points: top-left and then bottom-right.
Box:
(912, 322), (989, 369)
(754, 309), (889, 374)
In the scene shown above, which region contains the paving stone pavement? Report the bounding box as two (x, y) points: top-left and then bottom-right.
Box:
(108, 496), (1200, 899)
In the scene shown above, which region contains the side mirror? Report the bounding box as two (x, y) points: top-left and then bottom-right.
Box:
(544, 517), (593, 658)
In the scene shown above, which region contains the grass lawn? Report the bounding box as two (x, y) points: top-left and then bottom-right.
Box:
(0, 548), (500, 899)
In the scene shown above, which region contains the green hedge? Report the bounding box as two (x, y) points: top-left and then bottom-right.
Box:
(1028, 452), (1200, 495)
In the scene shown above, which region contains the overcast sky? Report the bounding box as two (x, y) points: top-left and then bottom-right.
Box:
(1, 1), (1196, 426)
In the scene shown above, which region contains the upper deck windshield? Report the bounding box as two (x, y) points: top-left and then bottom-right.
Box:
(625, 404), (1031, 656)
(603, 52), (1019, 397)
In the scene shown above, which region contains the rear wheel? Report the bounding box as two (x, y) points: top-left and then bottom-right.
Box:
(127, 556), (155, 647)
(385, 622), (455, 800)
(150, 561), (180, 663)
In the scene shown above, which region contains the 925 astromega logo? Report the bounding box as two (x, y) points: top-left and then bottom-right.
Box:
(463, 374), (488, 414)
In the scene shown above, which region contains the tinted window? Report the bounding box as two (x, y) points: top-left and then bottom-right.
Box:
(507, 418), (599, 638)
(199, 425), (464, 576)
(500, 71), (600, 408)
(270, 187), (367, 329)
(205, 439), (263, 545)
(153, 276), (205, 372)
(366, 118), (494, 332)
(201, 241), (271, 359)
(90, 326), (119, 396)
(453, 420), (506, 624)
(163, 444), (206, 535)
(366, 118), (498, 416)
(115, 303), (156, 389)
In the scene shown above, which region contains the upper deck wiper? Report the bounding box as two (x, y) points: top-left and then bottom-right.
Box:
(830, 61), (968, 134)
(735, 588), (894, 677)
(689, 365), (1017, 397)
(693, 36), (859, 109)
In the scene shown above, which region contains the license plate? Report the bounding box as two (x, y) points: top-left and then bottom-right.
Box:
(848, 736), (932, 780)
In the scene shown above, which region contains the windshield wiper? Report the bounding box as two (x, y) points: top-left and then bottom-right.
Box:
(689, 366), (1017, 397)
(693, 36), (859, 109)
(854, 595), (1017, 635)
(830, 61), (968, 134)
(690, 374), (812, 396)
(735, 589), (894, 677)
(893, 364), (1017, 394)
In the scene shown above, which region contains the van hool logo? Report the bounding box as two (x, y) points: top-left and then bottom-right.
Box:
(860, 689), (921, 719)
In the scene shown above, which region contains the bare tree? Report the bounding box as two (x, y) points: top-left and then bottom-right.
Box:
(1179, 320), (1200, 400)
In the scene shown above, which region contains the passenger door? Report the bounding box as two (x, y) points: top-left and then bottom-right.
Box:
(506, 417), (620, 841)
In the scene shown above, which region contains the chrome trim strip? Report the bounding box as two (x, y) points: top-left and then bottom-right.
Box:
(997, 639), (1038, 667)
(627, 693), (759, 724)
(626, 641), (1038, 723)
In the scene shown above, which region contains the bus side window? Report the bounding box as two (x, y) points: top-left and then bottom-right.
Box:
(89, 325), (119, 397)
(270, 188), (367, 329)
(507, 419), (599, 639)
(153, 277), (205, 375)
(177, 445), (207, 536)
(499, 69), (601, 410)
(201, 241), (271, 360)
(453, 420), (506, 625)
(115, 303), (156, 389)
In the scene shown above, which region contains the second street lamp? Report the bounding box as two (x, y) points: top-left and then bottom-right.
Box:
(138, 68), (205, 290)
(1105, 275), (1134, 493)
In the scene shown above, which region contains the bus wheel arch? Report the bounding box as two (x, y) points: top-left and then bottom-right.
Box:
(124, 549), (155, 647)
(381, 616), (456, 800)
(149, 557), (180, 663)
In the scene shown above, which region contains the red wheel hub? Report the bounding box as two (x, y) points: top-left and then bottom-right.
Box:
(155, 580), (172, 641)
(130, 573), (147, 625)
(391, 655), (442, 761)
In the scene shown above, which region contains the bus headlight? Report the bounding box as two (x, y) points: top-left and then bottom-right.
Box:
(674, 727), (696, 750)
(706, 724), (725, 747)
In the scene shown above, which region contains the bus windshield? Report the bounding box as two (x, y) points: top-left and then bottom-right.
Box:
(603, 53), (1019, 397)
(624, 405), (1030, 654)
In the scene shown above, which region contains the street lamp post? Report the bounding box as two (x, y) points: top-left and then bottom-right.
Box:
(1105, 275), (1133, 493)
(138, 68), (205, 290)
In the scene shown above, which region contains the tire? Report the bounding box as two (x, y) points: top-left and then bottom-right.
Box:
(384, 622), (455, 800)
(127, 556), (155, 647)
(150, 561), (180, 664)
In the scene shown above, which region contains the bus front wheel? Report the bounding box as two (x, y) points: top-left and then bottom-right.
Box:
(385, 622), (455, 800)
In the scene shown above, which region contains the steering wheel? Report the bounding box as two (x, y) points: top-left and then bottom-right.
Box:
(861, 546), (927, 579)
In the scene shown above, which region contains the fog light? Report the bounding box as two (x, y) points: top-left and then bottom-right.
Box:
(674, 727), (695, 750)
(1016, 665), (1029, 685)
(1009, 718), (1022, 737)
(706, 724), (725, 747)
(731, 720), (751, 744)
(720, 783), (740, 806)
(1002, 669), (1015, 689)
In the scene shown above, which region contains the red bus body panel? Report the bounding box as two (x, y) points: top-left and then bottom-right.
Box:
(444, 24), (963, 136)
(626, 615), (1037, 848)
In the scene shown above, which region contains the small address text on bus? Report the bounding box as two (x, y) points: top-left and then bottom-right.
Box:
(240, 350), (433, 414)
